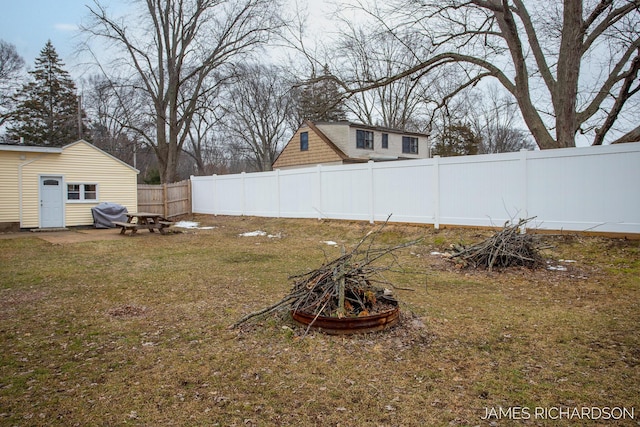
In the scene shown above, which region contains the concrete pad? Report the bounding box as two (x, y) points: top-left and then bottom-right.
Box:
(0, 228), (125, 243)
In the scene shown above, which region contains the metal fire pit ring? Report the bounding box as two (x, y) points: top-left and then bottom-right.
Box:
(292, 306), (400, 335)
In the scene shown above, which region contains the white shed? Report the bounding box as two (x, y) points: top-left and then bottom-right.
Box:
(0, 140), (139, 230)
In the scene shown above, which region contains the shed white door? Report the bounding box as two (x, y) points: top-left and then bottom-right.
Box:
(40, 176), (64, 228)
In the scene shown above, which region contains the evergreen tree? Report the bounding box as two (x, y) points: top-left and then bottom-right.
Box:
(7, 41), (87, 145)
(297, 64), (347, 123)
(432, 123), (481, 157)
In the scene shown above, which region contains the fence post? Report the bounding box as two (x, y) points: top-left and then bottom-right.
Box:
(519, 149), (529, 233)
(189, 176), (194, 215)
(241, 172), (246, 216)
(368, 161), (375, 224)
(212, 174), (217, 216)
(275, 169), (281, 218)
(433, 155), (440, 229)
(315, 165), (322, 220)
(162, 183), (168, 218)
(187, 179), (192, 215)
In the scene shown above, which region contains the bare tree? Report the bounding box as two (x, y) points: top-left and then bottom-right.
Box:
(0, 40), (25, 130)
(82, 0), (283, 183)
(340, 0), (640, 148)
(0, 41), (24, 84)
(182, 84), (226, 175)
(223, 63), (295, 171)
(468, 84), (536, 153)
(84, 75), (137, 162)
(81, 73), (165, 183)
(336, 24), (433, 131)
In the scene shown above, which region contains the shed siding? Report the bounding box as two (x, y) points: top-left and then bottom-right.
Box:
(0, 151), (23, 223)
(9, 141), (138, 228)
(20, 173), (39, 227)
(273, 126), (343, 169)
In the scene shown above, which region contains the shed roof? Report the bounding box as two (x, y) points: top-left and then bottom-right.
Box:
(0, 140), (139, 173)
(0, 144), (63, 153)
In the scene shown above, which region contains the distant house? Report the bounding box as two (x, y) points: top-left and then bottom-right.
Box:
(0, 140), (138, 230)
(272, 121), (430, 170)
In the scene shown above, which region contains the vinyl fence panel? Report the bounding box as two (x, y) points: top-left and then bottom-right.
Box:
(191, 142), (640, 236)
(279, 168), (317, 218)
(244, 171), (279, 217)
(370, 160), (435, 224)
(437, 152), (527, 227)
(526, 145), (640, 233)
(319, 163), (372, 221)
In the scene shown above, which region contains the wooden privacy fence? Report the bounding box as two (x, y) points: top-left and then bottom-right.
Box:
(137, 179), (191, 218)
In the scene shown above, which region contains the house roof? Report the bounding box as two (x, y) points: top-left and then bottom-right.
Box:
(312, 120), (430, 138)
(0, 140), (139, 173)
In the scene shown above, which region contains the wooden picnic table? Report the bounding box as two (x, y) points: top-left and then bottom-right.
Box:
(112, 212), (173, 235)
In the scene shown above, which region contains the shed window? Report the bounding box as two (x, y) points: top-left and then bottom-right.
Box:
(382, 133), (389, 149)
(67, 183), (98, 201)
(43, 179), (59, 186)
(300, 132), (309, 151)
(356, 130), (374, 150)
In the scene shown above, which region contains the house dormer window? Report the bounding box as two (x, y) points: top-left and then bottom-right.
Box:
(356, 129), (373, 150)
(402, 136), (418, 154)
(300, 132), (309, 151)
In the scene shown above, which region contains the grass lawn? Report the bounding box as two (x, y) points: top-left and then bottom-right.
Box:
(0, 215), (638, 426)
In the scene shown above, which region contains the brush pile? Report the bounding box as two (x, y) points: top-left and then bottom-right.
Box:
(287, 245), (402, 319)
(231, 221), (419, 329)
(448, 218), (546, 271)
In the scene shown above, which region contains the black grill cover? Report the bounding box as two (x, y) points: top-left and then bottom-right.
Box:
(91, 202), (128, 228)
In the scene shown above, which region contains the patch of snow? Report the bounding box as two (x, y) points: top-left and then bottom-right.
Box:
(174, 221), (200, 228)
(430, 251), (443, 256)
(239, 230), (267, 237)
(268, 233), (282, 239)
(547, 265), (568, 271)
(174, 221), (215, 230)
(559, 259), (577, 263)
(322, 240), (338, 246)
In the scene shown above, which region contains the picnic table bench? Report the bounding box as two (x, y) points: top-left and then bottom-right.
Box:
(113, 212), (173, 235)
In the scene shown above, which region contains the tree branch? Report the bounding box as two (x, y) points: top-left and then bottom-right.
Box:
(593, 49), (640, 145)
(611, 125), (640, 144)
(578, 37), (640, 125)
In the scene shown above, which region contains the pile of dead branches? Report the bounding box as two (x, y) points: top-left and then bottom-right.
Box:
(232, 220), (419, 329)
(448, 218), (546, 271)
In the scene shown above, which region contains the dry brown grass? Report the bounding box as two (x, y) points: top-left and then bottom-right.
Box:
(0, 215), (638, 426)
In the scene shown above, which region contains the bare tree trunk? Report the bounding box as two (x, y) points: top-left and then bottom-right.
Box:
(554, 0), (582, 148)
(83, 0), (281, 183)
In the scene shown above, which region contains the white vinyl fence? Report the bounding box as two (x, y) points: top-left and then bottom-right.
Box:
(191, 142), (640, 235)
